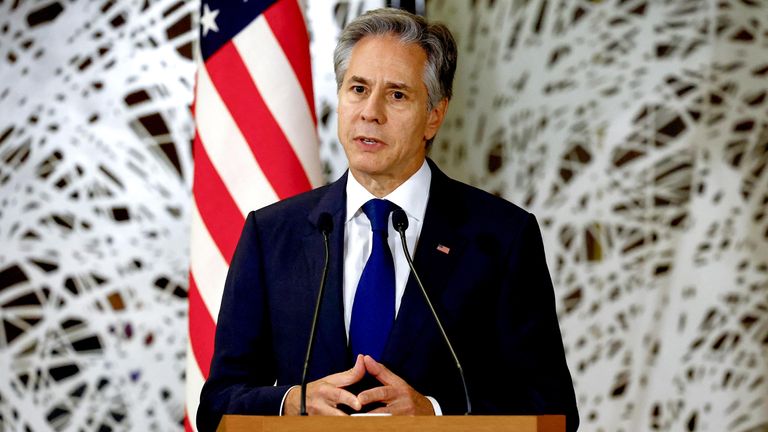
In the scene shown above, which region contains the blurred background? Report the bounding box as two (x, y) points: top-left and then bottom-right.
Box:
(1, 0), (766, 431)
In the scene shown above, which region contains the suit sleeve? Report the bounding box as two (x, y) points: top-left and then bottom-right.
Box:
(196, 212), (292, 432)
(495, 213), (580, 431)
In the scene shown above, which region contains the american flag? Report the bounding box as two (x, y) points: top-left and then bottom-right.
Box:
(185, 0), (322, 430)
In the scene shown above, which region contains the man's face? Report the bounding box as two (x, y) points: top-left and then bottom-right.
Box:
(337, 35), (447, 189)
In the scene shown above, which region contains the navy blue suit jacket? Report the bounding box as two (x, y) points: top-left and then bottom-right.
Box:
(198, 160), (579, 431)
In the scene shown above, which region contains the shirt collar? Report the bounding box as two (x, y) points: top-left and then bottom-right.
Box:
(345, 159), (431, 223)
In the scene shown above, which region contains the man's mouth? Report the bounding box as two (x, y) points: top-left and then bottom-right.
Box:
(356, 136), (382, 145)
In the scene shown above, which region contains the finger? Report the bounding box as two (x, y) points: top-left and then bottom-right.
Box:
(308, 402), (349, 416)
(367, 394), (433, 416)
(357, 386), (394, 406)
(363, 355), (406, 386)
(332, 386), (362, 412)
(367, 406), (392, 415)
(325, 355), (366, 387)
(308, 382), (361, 413)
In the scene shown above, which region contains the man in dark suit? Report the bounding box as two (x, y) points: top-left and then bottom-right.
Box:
(198, 7), (578, 432)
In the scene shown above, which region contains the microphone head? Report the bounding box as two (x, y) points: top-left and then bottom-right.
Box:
(317, 212), (333, 234)
(392, 208), (409, 232)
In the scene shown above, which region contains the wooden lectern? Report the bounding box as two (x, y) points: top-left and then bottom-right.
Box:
(216, 415), (565, 432)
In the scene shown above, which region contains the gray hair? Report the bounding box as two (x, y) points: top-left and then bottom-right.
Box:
(333, 8), (457, 112)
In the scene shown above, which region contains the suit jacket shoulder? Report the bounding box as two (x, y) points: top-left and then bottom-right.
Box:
(249, 172), (346, 233)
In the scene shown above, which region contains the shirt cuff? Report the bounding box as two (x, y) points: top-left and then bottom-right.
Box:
(279, 385), (300, 415)
(425, 396), (442, 415)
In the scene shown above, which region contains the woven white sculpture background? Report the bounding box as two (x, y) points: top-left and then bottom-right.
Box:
(0, 1), (196, 430)
(428, 2), (768, 431)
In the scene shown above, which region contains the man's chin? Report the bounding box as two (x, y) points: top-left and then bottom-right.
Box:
(348, 160), (388, 179)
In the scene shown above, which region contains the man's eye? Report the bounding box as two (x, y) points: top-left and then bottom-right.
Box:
(352, 85), (365, 94)
(392, 91), (405, 100)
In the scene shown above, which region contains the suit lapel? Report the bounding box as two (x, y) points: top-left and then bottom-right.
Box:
(302, 172), (349, 377)
(383, 161), (468, 370)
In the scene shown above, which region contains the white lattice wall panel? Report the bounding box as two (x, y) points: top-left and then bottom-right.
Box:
(429, 1), (768, 431)
(0, 1), (196, 430)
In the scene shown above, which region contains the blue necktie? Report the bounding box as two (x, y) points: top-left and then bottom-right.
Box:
(349, 199), (397, 361)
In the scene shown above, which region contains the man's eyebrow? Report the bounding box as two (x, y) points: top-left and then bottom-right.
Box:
(348, 75), (370, 85)
(347, 75), (414, 92)
(385, 81), (414, 92)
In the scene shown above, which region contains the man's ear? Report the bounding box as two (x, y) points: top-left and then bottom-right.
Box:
(424, 99), (449, 141)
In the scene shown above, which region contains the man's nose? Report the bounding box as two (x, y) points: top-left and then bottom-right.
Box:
(360, 94), (386, 124)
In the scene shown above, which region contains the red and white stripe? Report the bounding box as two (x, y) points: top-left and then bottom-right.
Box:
(185, 1), (321, 430)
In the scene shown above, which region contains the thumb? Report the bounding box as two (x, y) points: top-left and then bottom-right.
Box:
(363, 355), (406, 386)
(325, 354), (365, 387)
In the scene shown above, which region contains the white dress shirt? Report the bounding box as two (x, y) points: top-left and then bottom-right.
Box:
(342, 160), (431, 334)
(342, 160), (441, 415)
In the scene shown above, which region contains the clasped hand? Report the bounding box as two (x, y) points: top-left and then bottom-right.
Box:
(283, 354), (434, 416)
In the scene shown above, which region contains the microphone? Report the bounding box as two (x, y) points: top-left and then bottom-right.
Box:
(392, 209), (472, 415)
(300, 212), (333, 416)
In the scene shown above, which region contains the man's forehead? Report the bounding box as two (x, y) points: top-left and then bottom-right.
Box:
(349, 34), (427, 61)
(344, 35), (427, 86)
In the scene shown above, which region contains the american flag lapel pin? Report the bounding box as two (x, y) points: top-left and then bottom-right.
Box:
(436, 244), (450, 255)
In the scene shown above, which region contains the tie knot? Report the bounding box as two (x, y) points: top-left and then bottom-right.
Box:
(361, 199), (397, 232)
